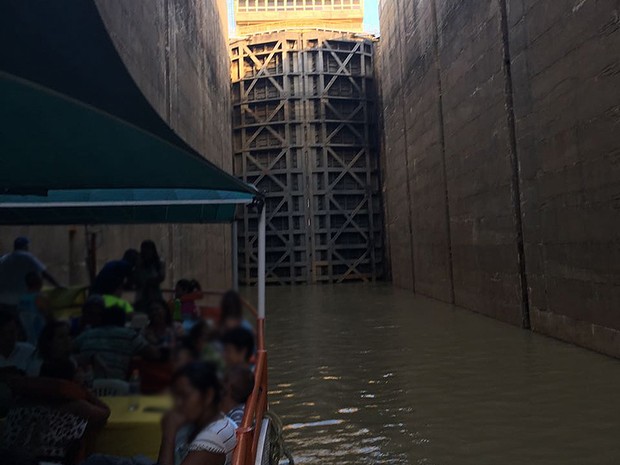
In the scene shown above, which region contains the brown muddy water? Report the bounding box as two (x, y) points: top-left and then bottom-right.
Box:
(261, 284), (620, 465)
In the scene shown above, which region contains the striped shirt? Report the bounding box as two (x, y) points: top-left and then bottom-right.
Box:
(74, 326), (149, 379)
(226, 405), (245, 425)
(175, 414), (237, 465)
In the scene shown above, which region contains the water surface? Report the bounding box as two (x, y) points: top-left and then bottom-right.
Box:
(262, 284), (620, 465)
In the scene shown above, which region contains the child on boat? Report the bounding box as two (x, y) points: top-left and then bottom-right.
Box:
(219, 290), (253, 333)
(221, 327), (255, 370)
(221, 366), (254, 425)
(172, 279), (203, 328)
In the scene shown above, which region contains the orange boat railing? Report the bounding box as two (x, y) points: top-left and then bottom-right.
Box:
(234, 317), (268, 465)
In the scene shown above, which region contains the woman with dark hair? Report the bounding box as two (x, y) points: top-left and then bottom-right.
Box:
(38, 320), (73, 364)
(143, 300), (175, 350)
(4, 320), (110, 465)
(35, 319), (74, 377)
(219, 291), (242, 326)
(37, 320), (102, 386)
(135, 240), (166, 312)
(172, 337), (200, 372)
(219, 290), (253, 334)
(159, 362), (237, 465)
(186, 321), (224, 370)
(173, 279), (201, 323)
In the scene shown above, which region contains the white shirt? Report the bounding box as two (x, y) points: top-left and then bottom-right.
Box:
(175, 414), (238, 465)
(0, 342), (39, 375)
(0, 251), (45, 305)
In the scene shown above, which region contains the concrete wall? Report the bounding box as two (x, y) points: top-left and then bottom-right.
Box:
(0, 0), (234, 290)
(379, 0), (620, 356)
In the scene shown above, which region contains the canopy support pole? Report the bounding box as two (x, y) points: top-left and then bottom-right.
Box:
(232, 221), (239, 291)
(86, 228), (97, 285)
(258, 203), (266, 320)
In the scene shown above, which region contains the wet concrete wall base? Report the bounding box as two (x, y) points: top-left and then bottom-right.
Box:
(0, 0), (235, 290)
(379, 0), (620, 357)
(531, 309), (620, 360)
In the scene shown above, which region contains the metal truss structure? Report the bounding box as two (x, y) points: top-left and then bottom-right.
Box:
(231, 31), (382, 285)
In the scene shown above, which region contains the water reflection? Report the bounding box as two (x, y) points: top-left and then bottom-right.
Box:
(261, 284), (620, 465)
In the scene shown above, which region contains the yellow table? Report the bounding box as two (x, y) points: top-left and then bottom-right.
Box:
(95, 396), (171, 460)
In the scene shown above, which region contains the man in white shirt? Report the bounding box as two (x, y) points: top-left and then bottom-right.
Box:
(0, 310), (38, 376)
(0, 237), (62, 305)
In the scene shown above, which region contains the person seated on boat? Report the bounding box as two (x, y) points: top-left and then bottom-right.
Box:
(83, 361), (237, 465)
(162, 362), (237, 465)
(74, 305), (160, 380)
(35, 320), (74, 377)
(172, 337), (201, 372)
(173, 279), (202, 323)
(17, 271), (50, 345)
(37, 348), (111, 422)
(0, 308), (39, 376)
(102, 280), (135, 315)
(3, 354), (110, 465)
(39, 357), (111, 424)
(221, 366), (255, 425)
(186, 320), (225, 371)
(173, 279), (191, 320)
(189, 280), (201, 293)
(91, 249), (140, 295)
(221, 327), (255, 370)
(36, 319), (107, 386)
(73, 294), (106, 336)
(144, 299), (175, 350)
(219, 290), (253, 333)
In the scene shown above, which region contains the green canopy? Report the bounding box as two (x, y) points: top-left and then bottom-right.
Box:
(0, 73), (257, 224)
(0, 72), (253, 195)
(0, 189), (253, 225)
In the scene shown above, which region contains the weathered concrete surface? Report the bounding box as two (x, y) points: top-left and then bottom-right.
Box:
(403, 0), (455, 302)
(380, 0), (620, 356)
(378, 0), (415, 291)
(507, 0), (620, 354)
(0, 0), (234, 290)
(437, 1), (525, 326)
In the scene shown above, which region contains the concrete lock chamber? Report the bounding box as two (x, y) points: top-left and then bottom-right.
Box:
(231, 31), (383, 285)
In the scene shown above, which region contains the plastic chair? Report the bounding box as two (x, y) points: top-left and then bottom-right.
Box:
(93, 379), (130, 397)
